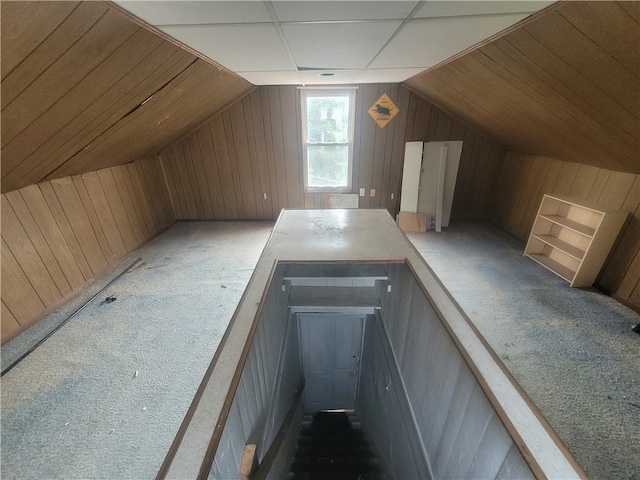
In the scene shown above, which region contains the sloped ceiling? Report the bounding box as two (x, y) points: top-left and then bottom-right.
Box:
(404, 1), (640, 174)
(114, 0), (552, 85)
(2, 1), (638, 195)
(1, 1), (253, 193)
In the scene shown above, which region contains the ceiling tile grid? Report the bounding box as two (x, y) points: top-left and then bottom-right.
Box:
(115, 0), (553, 85)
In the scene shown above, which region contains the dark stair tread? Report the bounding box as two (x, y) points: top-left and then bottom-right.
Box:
(291, 460), (382, 474)
(295, 445), (373, 458)
(290, 412), (383, 479)
(290, 473), (385, 480)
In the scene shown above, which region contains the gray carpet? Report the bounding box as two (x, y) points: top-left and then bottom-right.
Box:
(407, 222), (640, 480)
(2, 220), (638, 479)
(1, 221), (274, 480)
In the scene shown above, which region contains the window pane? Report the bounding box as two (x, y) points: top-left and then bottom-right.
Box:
(307, 145), (349, 187)
(306, 96), (350, 143)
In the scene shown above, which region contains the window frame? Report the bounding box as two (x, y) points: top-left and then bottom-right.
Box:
(300, 88), (356, 193)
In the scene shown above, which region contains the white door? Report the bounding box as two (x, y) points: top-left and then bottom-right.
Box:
(417, 141), (463, 228)
(298, 314), (364, 412)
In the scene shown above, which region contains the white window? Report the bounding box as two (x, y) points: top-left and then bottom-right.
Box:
(301, 88), (356, 192)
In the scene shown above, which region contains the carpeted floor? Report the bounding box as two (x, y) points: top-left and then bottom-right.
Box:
(1, 220), (638, 479)
(1, 221), (274, 480)
(407, 222), (640, 480)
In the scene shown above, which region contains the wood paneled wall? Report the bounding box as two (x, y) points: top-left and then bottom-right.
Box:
(488, 152), (640, 311)
(1, 157), (174, 342)
(1, 1), (253, 193)
(405, 1), (640, 174)
(161, 84), (505, 220)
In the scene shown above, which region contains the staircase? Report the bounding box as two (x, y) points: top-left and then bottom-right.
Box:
(289, 411), (384, 480)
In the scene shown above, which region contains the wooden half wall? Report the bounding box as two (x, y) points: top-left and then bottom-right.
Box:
(1, 157), (175, 343)
(160, 84), (506, 220)
(488, 152), (640, 311)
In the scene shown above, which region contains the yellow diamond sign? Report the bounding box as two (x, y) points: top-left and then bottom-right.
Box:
(368, 93), (399, 128)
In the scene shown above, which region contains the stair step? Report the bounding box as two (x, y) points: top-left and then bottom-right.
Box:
(290, 412), (384, 479)
(289, 472), (385, 480)
(291, 456), (382, 473)
(295, 445), (373, 458)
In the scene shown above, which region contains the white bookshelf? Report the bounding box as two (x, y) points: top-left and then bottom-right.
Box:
(524, 194), (628, 287)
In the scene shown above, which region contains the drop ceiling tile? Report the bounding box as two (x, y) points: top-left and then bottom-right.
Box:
(297, 70), (361, 85)
(369, 13), (529, 69)
(115, 1), (272, 26)
(356, 67), (428, 84)
(159, 24), (294, 72)
(282, 21), (402, 70)
(238, 71), (303, 85)
(272, 1), (419, 22)
(414, 1), (554, 18)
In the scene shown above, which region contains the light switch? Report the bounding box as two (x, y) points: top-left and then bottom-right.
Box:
(370, 189), (376, 197)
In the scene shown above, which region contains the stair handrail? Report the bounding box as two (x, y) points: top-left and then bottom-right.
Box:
(250, 378), (305, 480)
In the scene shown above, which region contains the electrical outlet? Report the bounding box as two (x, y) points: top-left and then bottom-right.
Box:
(370, 189), (376, 197)
(391, 193), (395, 199)
(263, 193), (267, 200)
(359, 188), (365, 197)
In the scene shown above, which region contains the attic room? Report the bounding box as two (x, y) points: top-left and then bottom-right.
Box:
(1, 1), (638, 479)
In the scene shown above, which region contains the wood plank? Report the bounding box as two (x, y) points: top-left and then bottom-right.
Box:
(5, 190), (72, 296)
(480, 41), (635, 165)
(617, 1), (640, 23)
(223, 109), (246, 217)
(96, 169), (138, 251)
(210, 114), (240, 219)
(111, 166), (146, 244)
(595, 171), (636, 210)
(2, 9), (139, 146)
(599, 177), (640, 294)
(379, 84), (399, 210)
(3, 47), (195, 192)
(38, 179), (97, 282)
(1, 238), (46, 326)
(126, 162), (156, 236)
(505, 27), (638, 142)
(1, 300), (21, 341)
(186, 133), (214, 219)
(196, 123), (227, 220)
(32, 60), (251, 189)
(1, 195), (62, 307)
(81, 171), (127, 260)
(558, 2), (639, 82)
(132, 157), (165, 229)
(229, 101), (258, 219)
(371, 85), (388, 209)
(358, 85), (380, 209)
(161, 147), (186, 219)
(260, 89), (280, 216)
(71, 174), (117, 265)
(19, 184), (87, 288)
(280, 86), (302, 209)
(249, 89), (273, 219)
(387, 86), (411, 213)
(50, 177), (109, 276)
(142, 156), (175, 230)
(0, 1), (80, 79)
(569, 164), (599, 199)
(243, 95), (266, 219)
(267, 87), (289, 211)
(1, 1), (104, 108)
(4, 27), (163, 186)
(525, 11), (638, 116)
(551, 161), (580, 196)
(181, 139), (206, 219)
(121, 164), (151, 239)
